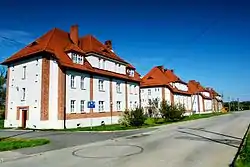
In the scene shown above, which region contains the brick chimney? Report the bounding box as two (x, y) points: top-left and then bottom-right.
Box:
(157, 65), (164, 72)
(104, 40), (112, 50)
(170, 69), (174, 72)
(70, 25), (79, 45)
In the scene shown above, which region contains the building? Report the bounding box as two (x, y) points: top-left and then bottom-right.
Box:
(206, 88), (223, 111)
(188, 80), (213, 114)
(1, 25), (141, 129)
(140, 66), (192, 115)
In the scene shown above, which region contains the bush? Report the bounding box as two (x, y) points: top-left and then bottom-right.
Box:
(159, 101), (186, 121)
(118, 107), (146, 127)
(0, 109), (4, 120)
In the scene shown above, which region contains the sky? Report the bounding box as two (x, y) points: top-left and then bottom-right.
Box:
(0, 0), (249, 101)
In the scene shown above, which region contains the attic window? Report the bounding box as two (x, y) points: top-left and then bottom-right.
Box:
(147, 76), (153, 79)
(71, 53), (84, 65)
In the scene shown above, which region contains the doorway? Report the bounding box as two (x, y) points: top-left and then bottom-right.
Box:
(21, 109), (28, 129)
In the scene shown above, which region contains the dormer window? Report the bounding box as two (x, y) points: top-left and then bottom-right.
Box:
(129, 70), (134, 77)
(71, 53), (83, 64)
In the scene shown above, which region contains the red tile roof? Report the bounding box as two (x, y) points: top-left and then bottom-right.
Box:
(188, 80), (212, 100)
(141, 66), (191, 95)
(1, 26), (140, 82)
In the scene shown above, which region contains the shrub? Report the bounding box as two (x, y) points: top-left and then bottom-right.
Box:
(118, 107), (146, 127)
(159, 101), (186, 121)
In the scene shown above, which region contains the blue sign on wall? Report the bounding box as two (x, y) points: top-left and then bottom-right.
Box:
(88, 101), (95, 109)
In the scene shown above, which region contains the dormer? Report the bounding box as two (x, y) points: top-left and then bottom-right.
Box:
(126, 67), (135, 77)
(67, 52), (84, 65)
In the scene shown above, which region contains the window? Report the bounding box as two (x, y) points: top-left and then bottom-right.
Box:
(70, 100), (76, 113)
(134, 101), (137, 108)
(80, 100), (85, 113)
(116, 82), (121, 93)
(155, 88), (157, 92)
(141, 89), (144, 93)
(22, 66), (26, 79)
(98, 80), (104, 91)
(70, 75), (76, 88)
(134, 85), (137, 94)
(78, 55), (83, 64)
(21, 88), (26, 101)
(98, 101), (104, 112)
(116, 101), (121, 111)
(130, 85), (133, 94)
(130, 101), (132, 108)
(72, 53), (77, 63)
(103, 60), (105, 69)
(148, 89), (151, 95)
(80, 76), (85, 89)
(98, 58), (101, 68)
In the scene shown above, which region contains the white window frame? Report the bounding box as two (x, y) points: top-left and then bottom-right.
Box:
(70, 100), (76, 113)
(116, 82), (121, 93)
(70, 75), (76, 88)
(98, 79), (104, 91)
(80, 100), (85, 113)
(98, 101), (104, 112)
(80, 76), (85, 90)
(72, 53), (77, 63)
(103, 60), (105, 69)
(116, 101), (121, 111)
(22, 66), (26, 79)
(148, 89), (151, 95)
(134, 101), (137, 108)
(98, 58), (102, 69)
(21, 88), (26, 101)
(130, 101), (132, 109)
(134, 85), (137, 94)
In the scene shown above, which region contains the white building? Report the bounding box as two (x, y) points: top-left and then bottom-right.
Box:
(188, 80), (213, 114)
(2, 25), (141, 129)
(140, 66), (192, 115)
(206, 87), (223, 112)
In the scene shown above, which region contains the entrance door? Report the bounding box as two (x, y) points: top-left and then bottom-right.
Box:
(21, 110), (27, 129)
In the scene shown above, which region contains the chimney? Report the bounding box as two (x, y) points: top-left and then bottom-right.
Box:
(157, 65), (164, 72)
(70, 25), (79, 45)
(105, 40), (112, 50)
(170, 69), (174, 72)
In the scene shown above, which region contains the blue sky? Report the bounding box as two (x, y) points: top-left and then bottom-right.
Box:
(0, 0), (249, 101)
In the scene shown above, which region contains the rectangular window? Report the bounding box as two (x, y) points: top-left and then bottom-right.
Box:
(130, 85), (133, 94)
(103, 60), (105, 69)
(70, 100), (76, 113)
(22, 66), (26, 79)
(98, 58), (101, 68)
(130, 101), (132, 109)
(70, 75), (76, 88)
(21, 88), (26, 101)
(134, 85), (137, 94)
(148, 89), (151, 95)
(72, 53), (77, 63)
(116, 82), (121, 93)
(80, 76), (85, 89)
(134, 101), (137, 108)
(78, 55), (83, 64)
(80, 100), (85, 113)
(116, 101), (121, 111)
(98, 101), (104, 112)
(98, 80), (104, 91)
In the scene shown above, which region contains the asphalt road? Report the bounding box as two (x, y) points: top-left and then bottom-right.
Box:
(1, 111), (250, 167)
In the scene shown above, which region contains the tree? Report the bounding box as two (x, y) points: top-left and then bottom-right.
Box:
(147, 98), (160, 118)
(0, 66), (6, 119)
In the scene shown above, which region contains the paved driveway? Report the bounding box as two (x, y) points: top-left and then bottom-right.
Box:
(1, 111), (249, 167)
(0, 128), (157, 155)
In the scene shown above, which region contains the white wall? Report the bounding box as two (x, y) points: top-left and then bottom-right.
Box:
(85, 54), (126, 74)
(201, 91), (210, 98)
(112, 79), (126, 111)
(5, 57), (42, 128)
(204, 99), (212, 111)
(127, 82), (140, 110)
(140, 87), (162, 109)
(66, 70), (91, 113)
(173, 82), (188, 91)
(93, 75), (110, 112)
(173, 94), (191, 111)
(191, 95), (199, 112)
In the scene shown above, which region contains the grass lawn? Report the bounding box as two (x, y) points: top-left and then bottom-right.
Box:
(0, 138), (50, 152)
(38, 112), (227, 132)
(235, 131), (250, 167)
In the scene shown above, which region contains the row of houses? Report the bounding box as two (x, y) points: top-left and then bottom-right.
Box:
(1, 25), (223, 129)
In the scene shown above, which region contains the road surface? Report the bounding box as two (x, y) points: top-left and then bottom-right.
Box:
(1, 111), (250, 167)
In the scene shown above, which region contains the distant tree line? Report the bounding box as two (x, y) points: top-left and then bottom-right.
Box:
(223, 101), (250, 111)
(0, 66), (6, 119)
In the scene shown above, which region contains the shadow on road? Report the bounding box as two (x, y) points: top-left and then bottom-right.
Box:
(177, 130), (241, 148)
(0, 131), (34, 141)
